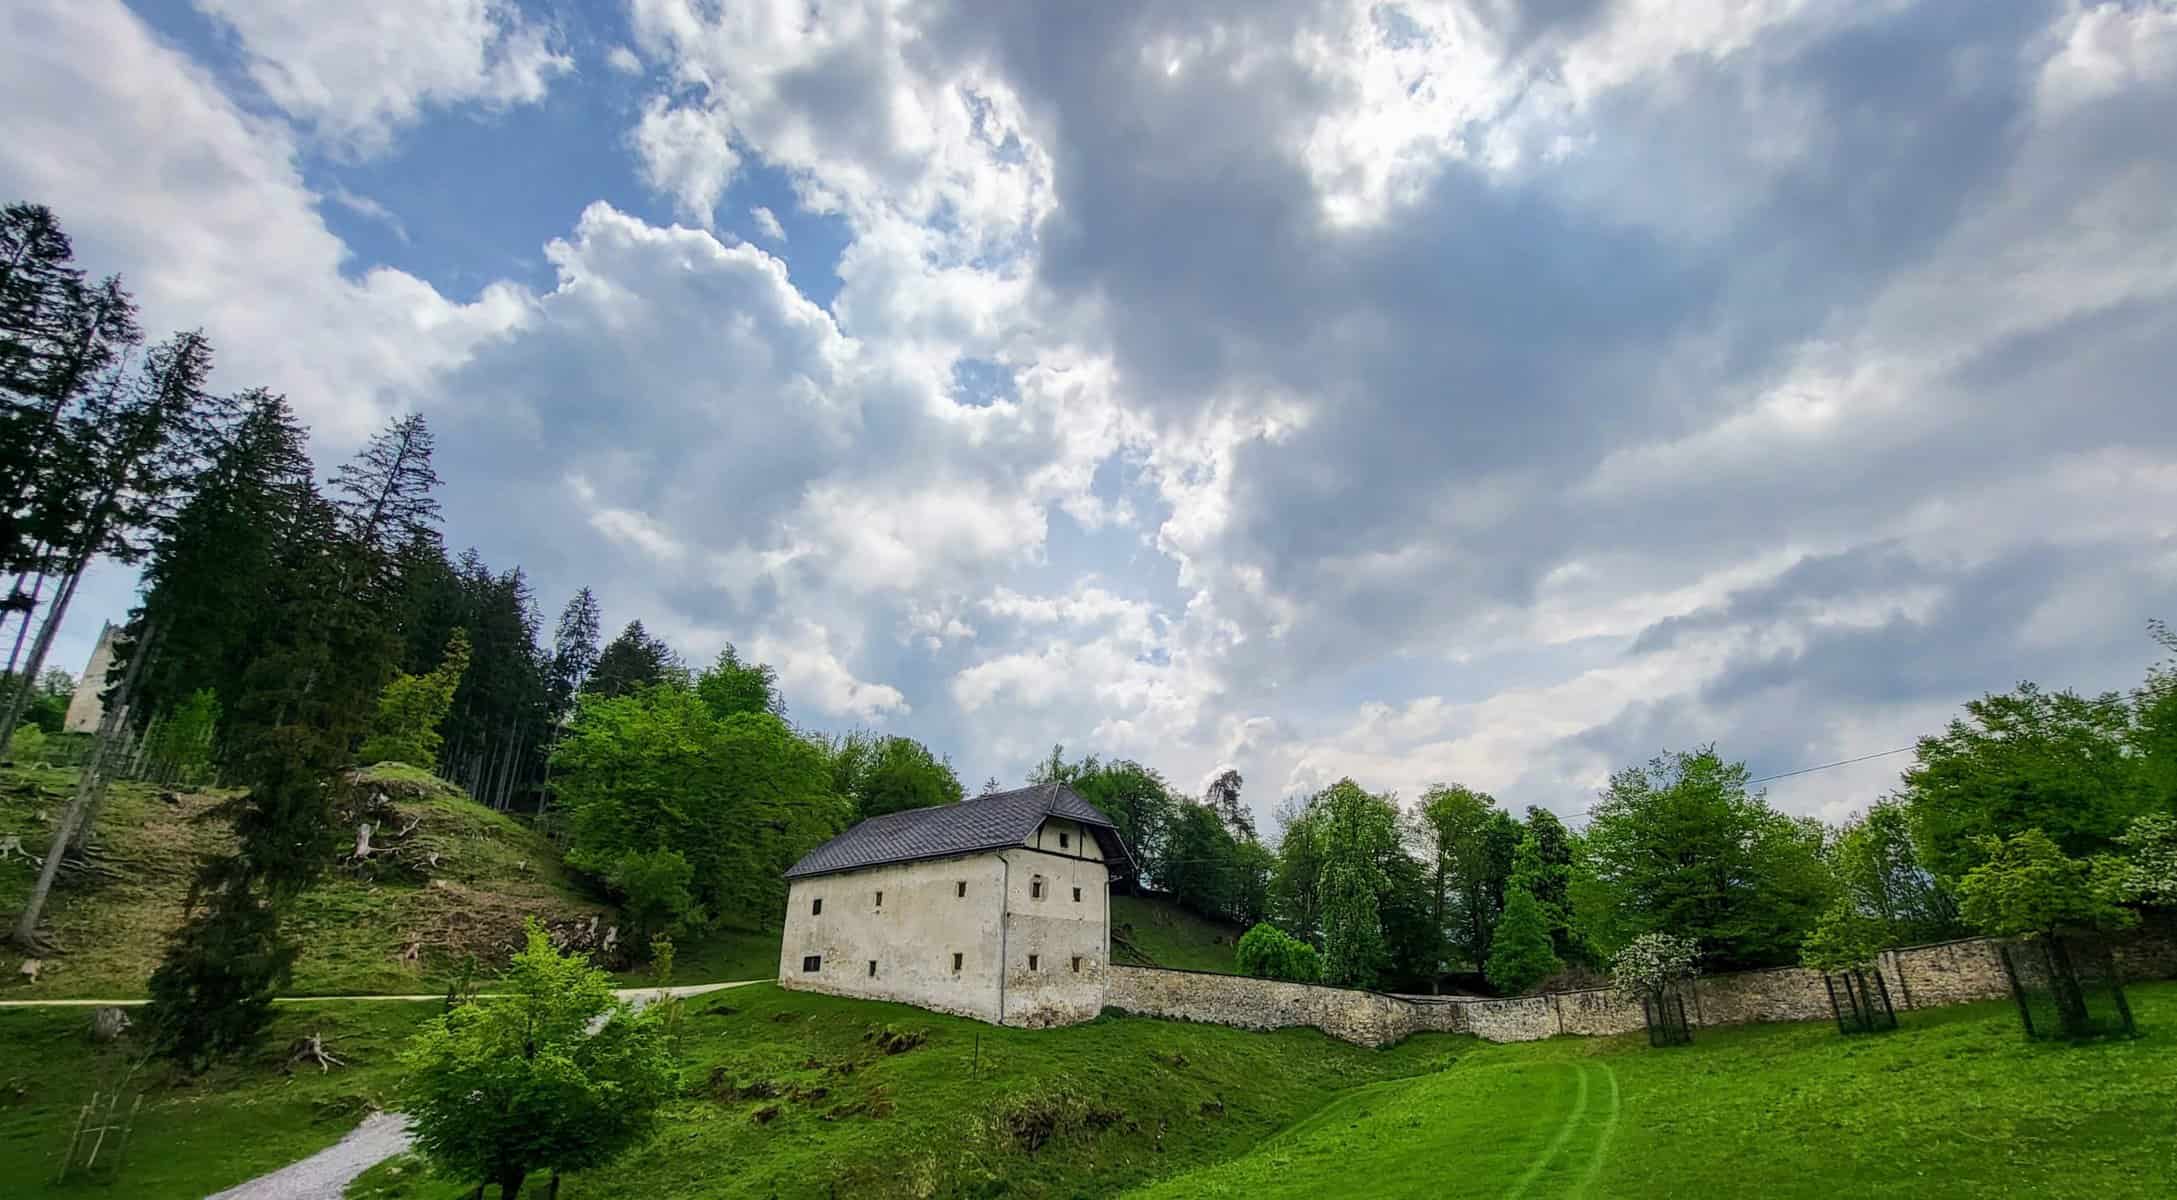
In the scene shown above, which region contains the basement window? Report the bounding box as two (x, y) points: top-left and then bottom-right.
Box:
(1028, 954), (1040, 971)
(1073, 887), (1082, 902)
(952, 952), (963, 972)
(802, 955), (821, 973)
(1072, 957), (1082, 973)
(811, 897), (822, 916)
(868, 960), (877, 977)
(957, 881), (967, 897)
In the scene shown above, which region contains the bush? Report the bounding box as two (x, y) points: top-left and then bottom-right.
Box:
(1609, 932), (1698, 1003)
(1235, 923), (1322, 983)
(610, 847), (701, 944)
(7, 724), (47, 764)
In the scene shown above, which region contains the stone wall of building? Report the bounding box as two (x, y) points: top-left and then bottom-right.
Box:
(1104, 965), (1416, 1047)
(1107, 922), (2177, 1048)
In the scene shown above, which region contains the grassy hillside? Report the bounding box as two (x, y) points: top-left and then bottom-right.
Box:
(1129, 982), (2177, 1199)
(0, 763), (609, 998)
(1, 998), (432, 1199)
(1112, 893), (1246, 974)
(347, 982), (1459, 1200)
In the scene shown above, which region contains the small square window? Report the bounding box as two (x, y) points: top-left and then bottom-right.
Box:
(1031, 880), (1043, 899)
(1073, 887), (1082, 902)
(1028, 954), (1040, 971)
(956, 881), (967, 897)
(868, 960), (877, 977)
(951, 952), (963, 972)
(875, 890), (884, 907)
(1059, 831), (1070, 849)
(802, 955), (821, 973)
(811, 897), (823, 916)
(1071, 956), (1082, 973)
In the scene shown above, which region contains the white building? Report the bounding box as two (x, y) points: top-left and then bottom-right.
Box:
(778, 783), (1135, 1028)
(62, 622), (118, 734)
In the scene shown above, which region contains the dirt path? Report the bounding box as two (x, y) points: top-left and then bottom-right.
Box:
(203, 1111), (412, 1200)
(0, 979), (765, 1008)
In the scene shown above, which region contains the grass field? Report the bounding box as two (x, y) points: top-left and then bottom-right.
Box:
(1129, 982), (2177, 1199)
(0, 999), (430, 1199)
(1112, 893), (1246, 973)
(8, 981), (2177, 1198)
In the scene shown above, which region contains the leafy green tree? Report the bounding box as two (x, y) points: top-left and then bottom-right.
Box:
(1067, 755), (1179, 886)
(1235, 922), (1321, 982)
(358, 628), (470, 767)
(1609, 932), (1698, 1006)
(1270, 796), (1328, 943)
(583, 620), (678, 699)
(609, 847), (700, 946)
(1581, 748), (1833, 969)
(2136, 620), (2177, 810)
(554, 684), (847, 929)
(143, 687), (220, 785)
(1485, 885), (1561, 994)
(1831, 800), (1961, 945)
(1163, 801), (1241, 920)
(694, 643), (782, 719)
(398, 924), (677, 1199)
(1901, 682), (2151, 881)
(2115, 813), (2177, 906)
(1954, 830), (2134, 941)
(1312, 779), (1403, 987)
(1799, 901), (1889, 973)
(845, 735), (963, 822)
(1411, 783), (1495, 977)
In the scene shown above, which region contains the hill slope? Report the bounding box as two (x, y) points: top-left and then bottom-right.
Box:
(0, 763), (608, 998)
(1111, 893), (1247, 973)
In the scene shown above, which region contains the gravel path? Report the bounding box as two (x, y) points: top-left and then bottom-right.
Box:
(204, 1111), (413, 1200)
(184, 980), (756, 1199)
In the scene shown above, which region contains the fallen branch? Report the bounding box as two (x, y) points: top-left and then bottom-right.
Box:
(286, 1032), (345, 1073)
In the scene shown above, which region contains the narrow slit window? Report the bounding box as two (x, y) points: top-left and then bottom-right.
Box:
(811, 897), (823, 916)
(1071, 957), (1082, 973)
(956, 881), (967, 898)
(1031, 879), (1043, 900)
(1073, 887), (1082, 902)
(868, 960), (877, 977)
(801, 955), (821, 973)
(874, 890), (883, 907)
(951, 952), (963, 972)
(1028, 954), (1040, 971)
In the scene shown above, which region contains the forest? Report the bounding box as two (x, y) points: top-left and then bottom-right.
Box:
(6, 197), (2176, 1074)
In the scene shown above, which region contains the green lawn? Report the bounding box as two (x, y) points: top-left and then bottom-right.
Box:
(0, 1000), (433, 1199)
(347, 982), (1459, 1200)
(1129, 982), (2177, 1199)
(1112, 893), (1246, 973)
(609, 922), (780, 988)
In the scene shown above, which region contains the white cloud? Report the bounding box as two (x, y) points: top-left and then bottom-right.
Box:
(194, 0), (572, 158)
(749, 205), (785, 242)
(631, 96), (741, 227)
(605, 44), (645, 76)
(0, 0), (528, 448)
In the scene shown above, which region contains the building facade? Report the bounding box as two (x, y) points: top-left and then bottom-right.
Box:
(778, 784), (1133, 1027)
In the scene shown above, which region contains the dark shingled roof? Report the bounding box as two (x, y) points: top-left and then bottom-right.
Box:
(785, 783), (1135, 880)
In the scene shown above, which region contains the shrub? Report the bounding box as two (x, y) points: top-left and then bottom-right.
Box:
(1955, 829), (2135, 939)
(1235, 923), (1322, 983)
(8, 724), (47, 764)
(398, 922), (676, 1199)
(1799, 901), (1889, 973)
(609, 846), (701, 944)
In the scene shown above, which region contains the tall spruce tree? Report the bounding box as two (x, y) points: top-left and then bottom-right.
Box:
(584, 620), (676, 698)
(548, 587), (602, 717)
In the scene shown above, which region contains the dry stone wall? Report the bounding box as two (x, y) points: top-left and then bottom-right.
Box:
(1107, 922), (2177, 1048)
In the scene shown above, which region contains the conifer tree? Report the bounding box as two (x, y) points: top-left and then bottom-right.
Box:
(1486, 885), (1562, 994)
(584, 620), (677, 698)
(548, 587), (602, 716)
(359, 628), (472, 767)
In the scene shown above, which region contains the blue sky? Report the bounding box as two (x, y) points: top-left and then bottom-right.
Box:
(6, 0), (2176, 829)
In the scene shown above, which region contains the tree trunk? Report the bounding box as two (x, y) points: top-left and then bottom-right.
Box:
(547, 1172), (561, 1199)
(71, 619), (155, 853)
(0, 560), (82, 757)
(498, 1167), (526, 1198)
(3, 558), (48, 677)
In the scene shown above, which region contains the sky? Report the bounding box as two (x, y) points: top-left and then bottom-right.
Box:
(5, 0), (2175, 831)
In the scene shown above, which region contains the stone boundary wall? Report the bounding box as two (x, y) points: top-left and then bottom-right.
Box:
(1105, 917), (2177, 1048)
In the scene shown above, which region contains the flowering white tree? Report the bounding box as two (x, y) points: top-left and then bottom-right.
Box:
(2117, 814), (2177, 905)
(1610, 932), (1699, 1004)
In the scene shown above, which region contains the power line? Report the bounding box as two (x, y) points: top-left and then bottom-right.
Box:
(1747, 745), (1916, 785)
